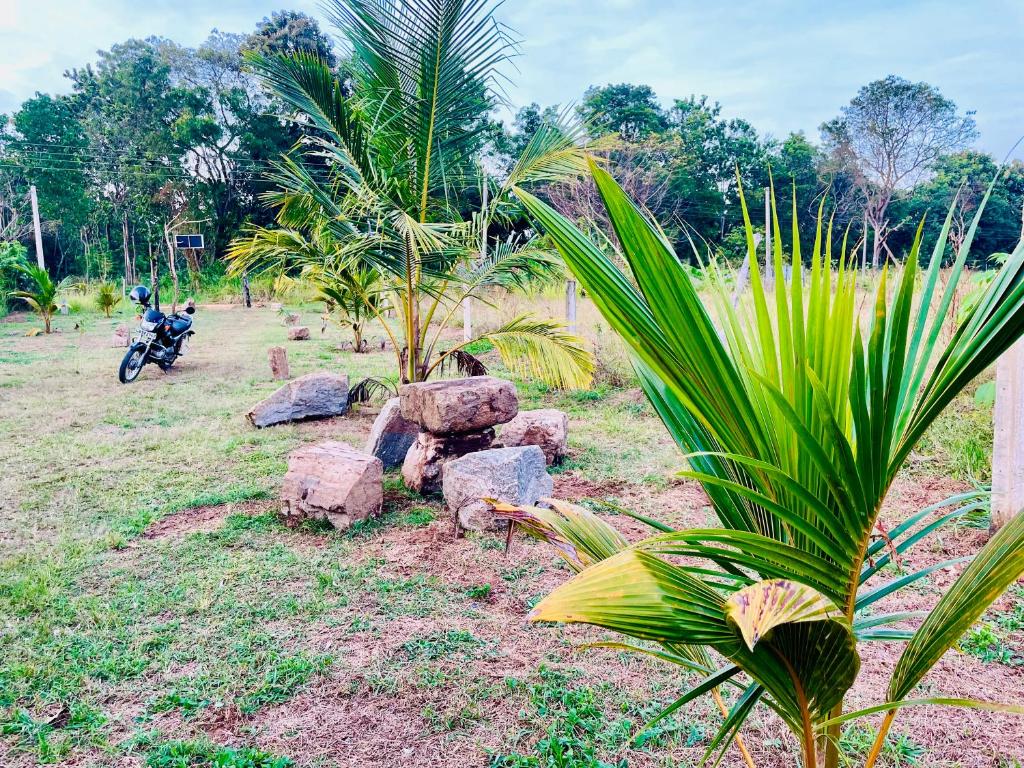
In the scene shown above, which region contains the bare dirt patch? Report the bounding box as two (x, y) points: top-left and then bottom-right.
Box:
(143, 499), (273, 540)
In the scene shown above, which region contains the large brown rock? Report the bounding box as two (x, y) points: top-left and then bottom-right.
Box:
(267, 346), (290, 380)
(287, 326), (310, 341)
(443, 446), (553, 531)
(281, 441), (383, 530)
(400, 376), (518, 434)
(365, 397), (419, 470)
(247, 372), (349, 428)
(501, 409), (569, 465)
(401, 429), (495, 494)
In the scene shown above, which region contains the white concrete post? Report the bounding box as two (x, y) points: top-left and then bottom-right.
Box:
(992, 338), (1024, 531)
(565, 280), (577, 335)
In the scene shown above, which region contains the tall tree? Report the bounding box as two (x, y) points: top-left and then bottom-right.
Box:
(6, 94), (94, 275)
(67, 39), (182, 283)
(821, 75), (977, 267)
(900, 152), (1024, 265)
(246, 11), (338, 67)
(578, 83), (668, 142)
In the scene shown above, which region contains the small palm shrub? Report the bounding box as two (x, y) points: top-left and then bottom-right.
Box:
(11, 265), (58, 333)
(499, 162), (1024, 768)
(94, 282), (122, 317)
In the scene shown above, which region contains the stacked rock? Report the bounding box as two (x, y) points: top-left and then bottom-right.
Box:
(399, 376), (518, 493)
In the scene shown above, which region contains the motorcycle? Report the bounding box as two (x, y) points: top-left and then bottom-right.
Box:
(118, 286), (196, 383)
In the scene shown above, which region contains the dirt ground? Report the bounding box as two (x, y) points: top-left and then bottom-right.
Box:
(0, 303), (1021, 768)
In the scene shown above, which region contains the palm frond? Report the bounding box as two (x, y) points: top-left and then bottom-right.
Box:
(475, 314), (593, 390)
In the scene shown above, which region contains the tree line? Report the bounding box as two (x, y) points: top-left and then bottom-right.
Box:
(1, 9), (1022, 298)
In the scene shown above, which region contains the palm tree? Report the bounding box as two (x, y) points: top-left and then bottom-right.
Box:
(11, 265), (58, 333)
(228, 0), (599, 388)
(95, 281), (122, 318)
(499, 162), (1024, 767)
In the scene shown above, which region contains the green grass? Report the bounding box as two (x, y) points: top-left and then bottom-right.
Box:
(0, 302), (1017, 767)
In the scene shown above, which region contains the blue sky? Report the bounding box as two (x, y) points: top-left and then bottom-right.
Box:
(2, 0), (1022, 158)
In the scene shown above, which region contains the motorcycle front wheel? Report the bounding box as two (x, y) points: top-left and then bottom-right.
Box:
(119, 343), (147, 383)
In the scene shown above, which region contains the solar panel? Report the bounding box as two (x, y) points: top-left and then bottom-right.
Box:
(174, 234), (205, 250)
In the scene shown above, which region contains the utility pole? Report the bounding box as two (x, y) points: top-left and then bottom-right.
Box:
(763, 188), (773, 291)
(29, 185), (45, 269)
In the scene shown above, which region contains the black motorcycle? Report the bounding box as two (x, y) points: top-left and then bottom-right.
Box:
(118, 286), (196, 383)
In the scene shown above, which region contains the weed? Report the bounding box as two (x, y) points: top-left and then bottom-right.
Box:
(466, 583), (492, 600)
(144, 738), (293, 768)
(840, 724), (927, 766)
(402, 629), (488, 660)
(960, 623), (1020, 666)
(401, 506), (436, 526)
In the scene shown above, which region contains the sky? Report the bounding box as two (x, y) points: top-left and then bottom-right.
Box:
(1, 0), (1022, 159)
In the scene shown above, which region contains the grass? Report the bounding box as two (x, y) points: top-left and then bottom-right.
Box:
(0, 300), (1019, 767)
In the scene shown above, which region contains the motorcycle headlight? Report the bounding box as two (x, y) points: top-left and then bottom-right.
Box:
(140, 320), (158, 331)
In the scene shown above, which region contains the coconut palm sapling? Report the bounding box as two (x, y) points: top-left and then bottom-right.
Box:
(228, 0), (598, 388)
(499, 161), (1024, 767)
(11, 264), (59, 333)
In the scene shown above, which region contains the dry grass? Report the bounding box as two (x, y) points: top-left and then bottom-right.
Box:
(0, 299), (1020, 768)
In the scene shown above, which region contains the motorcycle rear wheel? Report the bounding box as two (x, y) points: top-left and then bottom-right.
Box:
(119, 344), (147, 383)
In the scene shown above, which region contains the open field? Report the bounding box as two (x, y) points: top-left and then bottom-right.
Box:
(1, 301), (1021, 768)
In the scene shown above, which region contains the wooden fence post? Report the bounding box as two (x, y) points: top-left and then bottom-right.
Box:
(992, 338), (1024, 531)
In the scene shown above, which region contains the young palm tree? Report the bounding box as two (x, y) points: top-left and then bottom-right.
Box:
(11, 265), (59, 334)
(228, 0), (599, 388)
(94, 281), (122, 317)
(498, 161), (1024, 767)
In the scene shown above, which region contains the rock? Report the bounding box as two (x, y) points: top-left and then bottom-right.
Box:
(365, 397), (419, 470)
(500, 409), (569, 465)
(401, 429), (496, 494)
(287, 326), (310, 341)
(112, 325), (130, 347)
(247, 372), (349, 428)
(269, 302), (283, 311)
(268, 346), (290, 380)
(280, 441), (383, 530)
(282, 312), (301, 326)
(443, 446), (552, 532)
(400, 376), (518, 434)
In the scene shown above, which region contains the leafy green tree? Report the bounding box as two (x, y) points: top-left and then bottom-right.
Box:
(0, 241), (29, 311)
(5, 94), (94, 276)
(773, 132), (824, 251)
(246, 11), (338, 67)
(898, 152), (1024, 266)
(68, 39), (182, 282)
(578, 83), (668, 142)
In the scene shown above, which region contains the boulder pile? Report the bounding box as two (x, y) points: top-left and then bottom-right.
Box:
(501, 408), (568, 465)
(443, 445), (552, 531)
(364, 397), (419, 470)
(399, 376), (518, 493)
